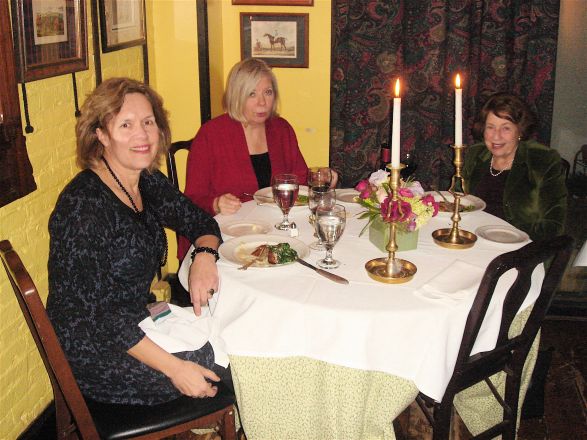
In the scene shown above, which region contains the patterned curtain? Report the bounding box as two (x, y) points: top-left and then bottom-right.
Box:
(330, 0), (560, 189)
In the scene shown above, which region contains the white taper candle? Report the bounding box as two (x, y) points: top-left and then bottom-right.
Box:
(391, 79), (401, 168)
(455, 74), (462, 146)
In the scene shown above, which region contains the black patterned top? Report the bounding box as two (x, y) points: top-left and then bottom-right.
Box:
(47, 169), (221, 405)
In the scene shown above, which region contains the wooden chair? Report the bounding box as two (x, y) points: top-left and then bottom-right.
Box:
(166, 139), (193, 192)
(164, 139), (195, 306)
(0, 240), (237, 440)
(572, 144), (587, 176)
(414, 235), (574, 440)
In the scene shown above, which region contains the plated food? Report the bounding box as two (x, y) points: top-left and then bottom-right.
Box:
(254, 185), (309, 207)
(425, 191), (486, 215)
(336, 188), (360, 204)
(219, 234), (309, 267)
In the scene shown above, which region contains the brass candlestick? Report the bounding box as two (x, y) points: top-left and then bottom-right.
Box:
(432, 144), (477, 249)
(365, 164), (417, 283)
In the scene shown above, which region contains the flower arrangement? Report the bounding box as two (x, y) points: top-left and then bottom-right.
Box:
(354, 170), (439, 235)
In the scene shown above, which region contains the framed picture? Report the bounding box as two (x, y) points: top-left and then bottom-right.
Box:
(98, 0), (146, 53)
(240, 13), (308, 68)
(11, 0), (88, 82)
(233, 0), (313, 5)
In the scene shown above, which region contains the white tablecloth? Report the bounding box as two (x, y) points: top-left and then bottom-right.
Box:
(179, 197), (542, 401)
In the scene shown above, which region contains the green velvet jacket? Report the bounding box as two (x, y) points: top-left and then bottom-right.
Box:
(462, 140), (567, 242)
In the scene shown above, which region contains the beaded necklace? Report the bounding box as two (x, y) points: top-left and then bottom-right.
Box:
(489, 156), (513, 177)
(102, 157), (167, 267)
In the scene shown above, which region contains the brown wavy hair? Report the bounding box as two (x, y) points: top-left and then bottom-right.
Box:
(473, 92), (536, 140)
(76, 77), (171, 172)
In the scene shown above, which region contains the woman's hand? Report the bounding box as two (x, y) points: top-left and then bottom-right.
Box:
(330, 170), (340, 188)
(189, 252), (219, 316)
(214, 193), (242, 215)
(167, 360), (220, 398)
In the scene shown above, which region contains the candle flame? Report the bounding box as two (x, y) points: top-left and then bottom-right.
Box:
(455, 74), (461, 89)
(394, 79), (400, 97)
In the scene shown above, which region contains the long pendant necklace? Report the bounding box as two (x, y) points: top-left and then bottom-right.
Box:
(489, 156), (513, 177)
(102, 157), (167, 267)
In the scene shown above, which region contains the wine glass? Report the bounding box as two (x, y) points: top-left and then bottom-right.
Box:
(308, 187), (336, 250)
(308, 167), (333, 190)
(315, 204), (346, 269)
(400, 152), (417, 180)
(272, 173), (299, 230)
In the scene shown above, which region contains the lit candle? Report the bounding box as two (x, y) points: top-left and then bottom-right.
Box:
(455, 74), (462, 146)
(391, 78), (401, 168)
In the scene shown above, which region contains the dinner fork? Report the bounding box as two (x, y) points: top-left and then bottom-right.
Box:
(238, 246), (268, 270)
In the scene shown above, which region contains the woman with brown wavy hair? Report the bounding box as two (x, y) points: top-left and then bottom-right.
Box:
(47, 78), (230, 405)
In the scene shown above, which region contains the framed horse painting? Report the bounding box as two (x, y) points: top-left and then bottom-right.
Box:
(240, 13), (309, 68)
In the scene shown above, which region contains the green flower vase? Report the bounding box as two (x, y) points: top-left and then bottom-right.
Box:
(368, 217), (419, 252)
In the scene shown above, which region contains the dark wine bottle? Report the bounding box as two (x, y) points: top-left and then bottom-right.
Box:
(379, 143), (391, 170)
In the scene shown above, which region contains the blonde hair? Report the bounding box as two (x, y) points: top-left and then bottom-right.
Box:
(76, 77), (171, 172)
(223, 58), (279, 123)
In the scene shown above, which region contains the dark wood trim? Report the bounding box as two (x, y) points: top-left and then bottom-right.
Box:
(196, 0), (211, 124)
(0, 0), (36, 206)
(90, 0), (102, 85)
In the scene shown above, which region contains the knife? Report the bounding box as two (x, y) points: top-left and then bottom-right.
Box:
(296, 258), (350, 285)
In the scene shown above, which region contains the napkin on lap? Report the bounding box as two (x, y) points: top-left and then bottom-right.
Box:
(415, 260), (485, 304)
(138, 304), (228, 367)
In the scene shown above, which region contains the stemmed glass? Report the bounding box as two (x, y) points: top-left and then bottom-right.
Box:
(272, 173), (299, 230)
(315, 204), (346, 269)
(308, 166), (333, 190)
(308, 187), (336, 250)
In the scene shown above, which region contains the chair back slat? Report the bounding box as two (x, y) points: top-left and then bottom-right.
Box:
(0, 240), (100, 439)
(166, 139), (193, 191)
(454, 236), (573, 373)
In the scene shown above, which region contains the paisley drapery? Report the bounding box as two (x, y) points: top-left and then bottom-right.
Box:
(330, 0), (560, 189)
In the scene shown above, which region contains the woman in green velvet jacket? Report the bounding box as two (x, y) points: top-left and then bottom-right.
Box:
(462, 93), (567, 242)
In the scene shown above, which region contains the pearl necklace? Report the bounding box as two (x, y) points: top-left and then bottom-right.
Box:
(489, 156), (513, 177)
(101, 157), (167, 267)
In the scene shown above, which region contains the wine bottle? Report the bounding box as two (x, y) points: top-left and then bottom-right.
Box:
(379, 143), (391, 170)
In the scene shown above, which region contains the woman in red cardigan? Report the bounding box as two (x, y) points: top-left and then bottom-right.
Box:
(179, 58), (308, 260)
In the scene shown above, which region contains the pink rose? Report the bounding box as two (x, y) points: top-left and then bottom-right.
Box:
(355, 179), (369, 192)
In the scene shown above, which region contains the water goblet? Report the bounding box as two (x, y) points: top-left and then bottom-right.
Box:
(315, 204), (346, 269)
(272, 173), (299, 230)
(308, 166), (333, 190)
(308, 187), (336, 250)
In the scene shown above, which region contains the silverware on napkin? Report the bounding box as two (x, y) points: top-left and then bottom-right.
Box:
(296, 258), (349, 285)
(243, 192), (274, 202)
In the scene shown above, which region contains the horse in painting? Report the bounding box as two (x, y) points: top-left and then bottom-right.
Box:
(263, 33), (287, 51)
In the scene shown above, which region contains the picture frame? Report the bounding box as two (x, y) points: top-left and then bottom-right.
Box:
(10, 0), (88, 82)
(233, 0), (313, 5)
(98, 0), (146, 53)
(240, 13), (309, 68)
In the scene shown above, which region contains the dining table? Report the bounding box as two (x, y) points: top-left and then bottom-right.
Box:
(178, 190), (543, 440)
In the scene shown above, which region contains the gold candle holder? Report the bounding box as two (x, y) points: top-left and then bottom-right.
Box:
(365, 164), (417, 284)
(432, 144), (477, 249)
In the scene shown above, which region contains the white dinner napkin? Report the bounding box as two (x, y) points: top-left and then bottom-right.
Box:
(138, 304), (229, 367)
(414, 260), (485, 304)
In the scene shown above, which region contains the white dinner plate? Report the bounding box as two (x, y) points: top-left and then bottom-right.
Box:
(475, 225), (530, 244)
(219, 234), (309, 267)
(220, 220), (272, 237)
(424, 191), (486, 216)
(336, 188), (360, 204)
(254, 185), (309, 209)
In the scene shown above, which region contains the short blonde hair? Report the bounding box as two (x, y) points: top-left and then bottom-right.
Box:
(76, 78), (171, 172)
(223, 58), (279, 123)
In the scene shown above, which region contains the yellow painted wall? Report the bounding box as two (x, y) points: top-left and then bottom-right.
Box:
(0, 0), (145, 436)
